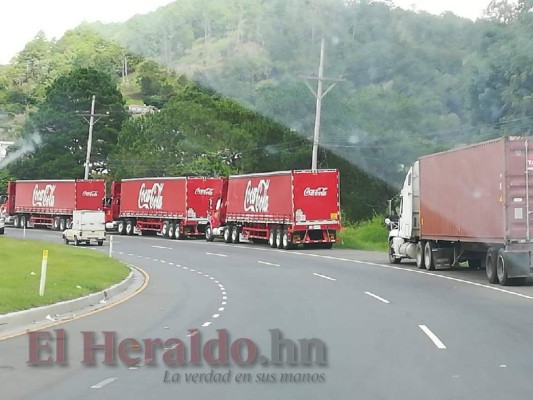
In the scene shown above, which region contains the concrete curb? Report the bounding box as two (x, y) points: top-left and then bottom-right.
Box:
(0, 265), (142, 338)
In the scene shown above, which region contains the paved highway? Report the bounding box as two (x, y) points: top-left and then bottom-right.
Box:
(2, 227), (533, 399)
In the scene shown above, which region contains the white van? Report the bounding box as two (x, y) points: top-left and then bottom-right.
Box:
(63, 210), (106, 246)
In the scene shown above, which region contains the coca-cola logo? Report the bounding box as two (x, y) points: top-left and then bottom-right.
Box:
(195, 187), (214, 196)
(33, 184), (56, 207)
(138, 183), (164, 210)
(82, 190), (99, 197)
(244, 179), (270, 212)
(304, 187), (328, 197)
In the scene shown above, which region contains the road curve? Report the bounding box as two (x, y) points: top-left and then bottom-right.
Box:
(1, 228), (533, 399)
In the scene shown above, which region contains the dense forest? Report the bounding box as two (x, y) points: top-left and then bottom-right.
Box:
(0, 0), (532, 223)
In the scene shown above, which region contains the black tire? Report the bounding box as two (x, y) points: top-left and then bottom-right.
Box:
(276, 229), (283, 249)
(175, 223), (185, 240)
(64, 236), (69, 245)
(224, 226), (232, 243)
(497, 249), (509, 286)
(388, 240), (401, 264)
(416, 241), (426, 269)
(0, 227), (4, 235)
(269, 229), (277, 248)
(59, 218), (66, 232)
(118, 220), (126, 235)
(231, 226), (240, 244)
(513, 277), (526, 286)
(13, 215), (20, 228)
(486, 247), (499, 284)
(424, 241), (435, 271)
(168, 223), (175, 240)
(321, 242), (333, 249)
(205, 225), (214, 242)
(20, 215), (27, 229)
(162, 221), (170, 237)
(97, 240), (104, 246)
(126, 220), (134, 236)
(282, 231), (293, 250)
(74, 236), (79, 246)
(53, 217), (60, 231)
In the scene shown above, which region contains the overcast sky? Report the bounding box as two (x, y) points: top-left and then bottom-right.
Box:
(0, 0), (494, 64)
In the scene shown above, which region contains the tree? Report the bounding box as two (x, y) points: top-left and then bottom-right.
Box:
(9, 68), (127, 179)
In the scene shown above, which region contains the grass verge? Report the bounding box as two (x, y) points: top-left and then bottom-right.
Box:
(335, 215), (389, 251)
(0, 236), (130, 314)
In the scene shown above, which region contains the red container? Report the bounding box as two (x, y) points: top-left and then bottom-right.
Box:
(13, 180), (105, 214)
(420, 136), (533, 243)
(119, 177), (225, 220)
(226, 169), (341, 227)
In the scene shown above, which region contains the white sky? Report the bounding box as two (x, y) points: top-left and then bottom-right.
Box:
(0, 0), (494, 65)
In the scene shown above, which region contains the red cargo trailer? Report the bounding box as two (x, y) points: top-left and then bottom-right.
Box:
(110, 176), (225, 239)
(5, 179), (106, 231)
(206, 169), (341, 249)
(387, 136), (533, 285)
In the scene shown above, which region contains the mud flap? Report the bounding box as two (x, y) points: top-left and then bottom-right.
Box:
(502, 250), (531, 278)
(433, 248), (453, 269)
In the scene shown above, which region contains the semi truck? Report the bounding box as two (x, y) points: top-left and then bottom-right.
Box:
(108, 176), (225, 239)
(3, 179), (106, 231)
(205, 169), (341, 249)
(386, 136), (533, 286)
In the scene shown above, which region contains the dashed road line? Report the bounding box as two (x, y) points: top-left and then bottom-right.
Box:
(419, 325), (447, 349)
(258, 261), (280, 267)
(206, 252), (228, 257)
(313, 272), (336, 281)
(365, 291), (390, 304)
(91, 377), (118, 389)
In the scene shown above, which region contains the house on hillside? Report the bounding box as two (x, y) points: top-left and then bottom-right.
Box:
(127, 104), (158, 115)
(0, 141), (14, 162)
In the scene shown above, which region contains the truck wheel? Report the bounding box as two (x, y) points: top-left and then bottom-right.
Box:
(205, 225), (215, 242)
(224, 227), (232, 243)
(0, 227), (4, 235)
(14, 215), (20, 228)
(231, 226), (240, 244)
(53, 217), (60, 231)
(20, 215), (27, 229)
(497, 249), (509, 286)
(269, 229), (277, 248)
(162, 221), (169, 237)
(59, 218), (66, 232)
(97, 240), (104, 246)
(388, 240), (401, 264)
(276, 230), (283, 249)
(175, 224), (185, 240)
(424, 241), (435, 271)
(416, 241), (426, 269)
(74, 236), (79, 246)
(126, 220), (134, 236)
(282, 231), (293, 250)
(486, 248), (499, 283)
(118, 220), (126, 235)
(168, 223), (175, 239)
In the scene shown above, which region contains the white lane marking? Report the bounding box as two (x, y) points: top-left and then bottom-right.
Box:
(210, 277), (215, 280)
(212, 314), (220, 318)
(183, 267), (189, 270)
(214, 280), (220, 284)
(258, 261), (280, 267)
(152, 245), (172, 249)
(91, 377), (118, 389)
(419, 325), (447, 349)
(160, 260), (166, 264)
(190, 269), (195, 272)
(202, 322), (212, 327)
(365, 291), (390, 304)
(206, 252), (228, 257)
(153, 259), (159, 262)
(118, 252), (124, 255)
(222, 301), (227, 305)
(222, 291), (227, 295)
(218, 307), (224, 311)
(169, 262), (174, 265)
(313, 272), (336, 281)
(222, 296), (227, 300)
(128, 253), (134, 256)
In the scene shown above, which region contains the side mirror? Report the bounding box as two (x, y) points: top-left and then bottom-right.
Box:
(384, 218), (391, 226)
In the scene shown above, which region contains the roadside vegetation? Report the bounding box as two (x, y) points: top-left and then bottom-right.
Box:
(336, 215), (388, 252)
(0, 237), (130, 314)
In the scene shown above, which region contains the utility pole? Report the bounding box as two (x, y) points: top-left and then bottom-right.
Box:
(302, 38), (343, 171)
(78, 95), (109, 180)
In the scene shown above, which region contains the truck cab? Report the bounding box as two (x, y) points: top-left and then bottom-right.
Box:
(63, 210), (106, 246)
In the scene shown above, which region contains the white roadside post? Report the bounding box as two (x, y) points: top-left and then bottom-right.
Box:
(23, 224), (26, 239)
(109, 235), (113, 257)
(39, 250), (48, 296)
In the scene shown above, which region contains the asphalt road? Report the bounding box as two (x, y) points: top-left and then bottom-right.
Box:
(2, 227), (533, 399)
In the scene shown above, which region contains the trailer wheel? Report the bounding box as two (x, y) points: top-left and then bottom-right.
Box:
(175, 224), (185, 240)
(14, 215), (20, 228)
(205, 225), (215, 242)
(224, 227), (232, 243)
(497, 249), (509, 286)
(59, 218), (66, 232)
(276, 229), (283, 249)
(168, 223), (175, 239)
(126, 220), (134, 236)
(424, 241), (435, 271)
(231, 226), (240, 244)
(388, 239), (401, 264)
(97, 240), (104, 246)
(20, 215), (27, 229)
(118, 220), (126, 235)
(53, 217), (60, 231)
(486, 247), (499, 284)
(162, 221), (169, 237)
(416, 241), (426, 269)
(282, 231), (293, 250)
(269, 229), (277, 248)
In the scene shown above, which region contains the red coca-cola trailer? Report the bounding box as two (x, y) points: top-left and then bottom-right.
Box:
(109, 176), (225, 238)
(206, 169), (341, 249)
(4, 179), (106, 231)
